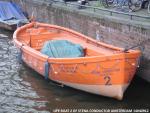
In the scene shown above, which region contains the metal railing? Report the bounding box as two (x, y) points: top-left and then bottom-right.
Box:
(32, 0), (150, 21)
(53, 0), (150, 20)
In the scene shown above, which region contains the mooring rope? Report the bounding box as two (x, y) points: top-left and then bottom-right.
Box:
(44, 57), (51, 80)
(123, 38), (150, 52)
(17, 44), (24, 64)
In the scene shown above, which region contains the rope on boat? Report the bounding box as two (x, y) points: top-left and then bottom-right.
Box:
(123, 38), (150, 52)
(17, 44), (24, 64)
(123, 38), (150, 68)
(44, 58), (50, 80)
(17, 21), (24, 28)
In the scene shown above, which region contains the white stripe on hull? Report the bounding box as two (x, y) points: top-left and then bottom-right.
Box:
(55, 80), (129, 100)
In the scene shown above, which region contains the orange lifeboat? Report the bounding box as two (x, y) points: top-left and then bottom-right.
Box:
(13, 22), (140, 100)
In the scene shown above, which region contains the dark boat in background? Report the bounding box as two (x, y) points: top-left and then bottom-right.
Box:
(0, 1), (28, 30)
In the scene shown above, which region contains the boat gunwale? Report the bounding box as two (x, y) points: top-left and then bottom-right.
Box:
(35, 22), (123, 51)
(13, 22), (141, 62)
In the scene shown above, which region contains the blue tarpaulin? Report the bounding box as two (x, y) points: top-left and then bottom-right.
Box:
(41, 40), (84, 58)
(0, 1), (27, 21)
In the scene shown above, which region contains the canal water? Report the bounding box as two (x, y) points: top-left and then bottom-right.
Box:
(0, 29), (150, 113)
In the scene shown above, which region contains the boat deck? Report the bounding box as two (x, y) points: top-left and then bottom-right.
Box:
(18, 29), (118, 57)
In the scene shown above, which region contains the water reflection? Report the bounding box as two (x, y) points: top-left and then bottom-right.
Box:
(0, 30), (49, 113)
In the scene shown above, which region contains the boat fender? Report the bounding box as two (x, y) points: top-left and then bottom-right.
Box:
(17, 44), (24, 64)
(44, 60), (50, 80)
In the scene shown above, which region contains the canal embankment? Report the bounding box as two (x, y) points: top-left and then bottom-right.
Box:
(10, 0), (150, 81)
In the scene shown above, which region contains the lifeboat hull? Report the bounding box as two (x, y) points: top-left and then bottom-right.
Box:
(13, 22), (141, 100)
